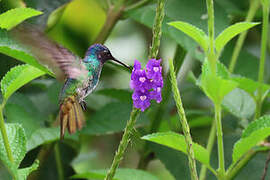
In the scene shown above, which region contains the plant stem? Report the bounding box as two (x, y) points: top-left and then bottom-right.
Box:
(54, 143), (64, 180)
(94, 0), (130, 44)
(199, 120), (216, 180)
(205, 0), (226, 179)
(0, 101), (14, 163)
(125, 0), (152, 12)
(94, 6), (124, 44)
(114, 0), (127, 11)
(226, 150), (256, 179)
(255, 0), (269, 119)
(228, 0), (260, 73)
(169, 59), (199, 180)
(206, 0), (216, 75)
(148, 0), (165, 59)
(261, 151), (270, 180)
(104, 108), (139, 180)
(215, 104), (225, 179)
(255, 99), (262, 120)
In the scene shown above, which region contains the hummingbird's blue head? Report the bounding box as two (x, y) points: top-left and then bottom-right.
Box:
(84, 44), (131, 70)
(84, 44), (113, 64)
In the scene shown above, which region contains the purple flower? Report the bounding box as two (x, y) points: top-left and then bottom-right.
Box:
(151, 77), (164, 89)
(134, 59), (141, 70)
(130, 59), (163, 111)
(146, 59), (162, 81)
(132, 90), (151, 112)
(130, 69), (152, 92)
(150, 87), (162, 103)
(131, 60), (142, 79)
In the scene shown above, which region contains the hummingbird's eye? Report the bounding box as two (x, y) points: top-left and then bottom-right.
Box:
(103, 50), (111, 57)
(103, 50), (109, 55)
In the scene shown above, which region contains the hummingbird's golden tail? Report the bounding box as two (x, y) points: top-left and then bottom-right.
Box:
(59, 96), (85, 139)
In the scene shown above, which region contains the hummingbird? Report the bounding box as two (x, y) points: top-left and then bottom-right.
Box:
(12, 25), (131, 139)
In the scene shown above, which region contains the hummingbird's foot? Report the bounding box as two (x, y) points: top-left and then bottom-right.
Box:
(79, 100), (87, 111)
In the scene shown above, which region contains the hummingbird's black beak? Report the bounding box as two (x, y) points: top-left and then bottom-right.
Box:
(111, 56), (132, 70)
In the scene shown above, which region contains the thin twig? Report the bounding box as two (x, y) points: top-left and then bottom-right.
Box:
(125, 0), (152, 12)
(261, 151), (270, 180)
(94, 6), (124, 44)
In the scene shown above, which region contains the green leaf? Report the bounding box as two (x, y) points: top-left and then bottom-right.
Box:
(242, 115), (270, 138)
(200, 61), (238, 105)
(72, 171), (112, 180)
(0, 123), (26, 168)
(232, 115), (270, 163)
(261, 0), (269, 7)
(0, 29), (52, 75)
(8, 93), (43, 117)
(168, 21), (208, 52)
(5, 93), (47, 139)
(27, 127), (59, 151)
(17, 160), (39, 180)
(71, 168), (159, 180)
(195, 60), (230, 83)
(202, 75), (237, 105)
(5, 104), (41, 138)
(0, 123), (39, 179)
(188, 116), (213, 128)
(215, 22), (260, 54)
(0, 64), (46, 101)
(27, 127), (79, 151)
(216, 60), (230, 79)
(231, 76), (270, 99)
(81, 102), (149, 135)
(71, 151), (99, 174)
(0, 8), (42, 30)
(46, 4), (68, 31)
(142, 132), (210, 166)
(233, 128), (270, 163)
(95, 88), (132, 103)
(222, 88), (256, 119)
(148, 142), (191, 179)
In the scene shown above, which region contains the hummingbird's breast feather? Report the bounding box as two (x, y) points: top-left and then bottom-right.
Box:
(76, 62), (102, 101)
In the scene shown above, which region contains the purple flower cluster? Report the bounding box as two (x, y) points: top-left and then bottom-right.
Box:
(130, 59), (163, 111)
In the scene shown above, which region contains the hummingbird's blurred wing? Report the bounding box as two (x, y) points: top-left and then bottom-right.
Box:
(12, 25), (87, 81)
